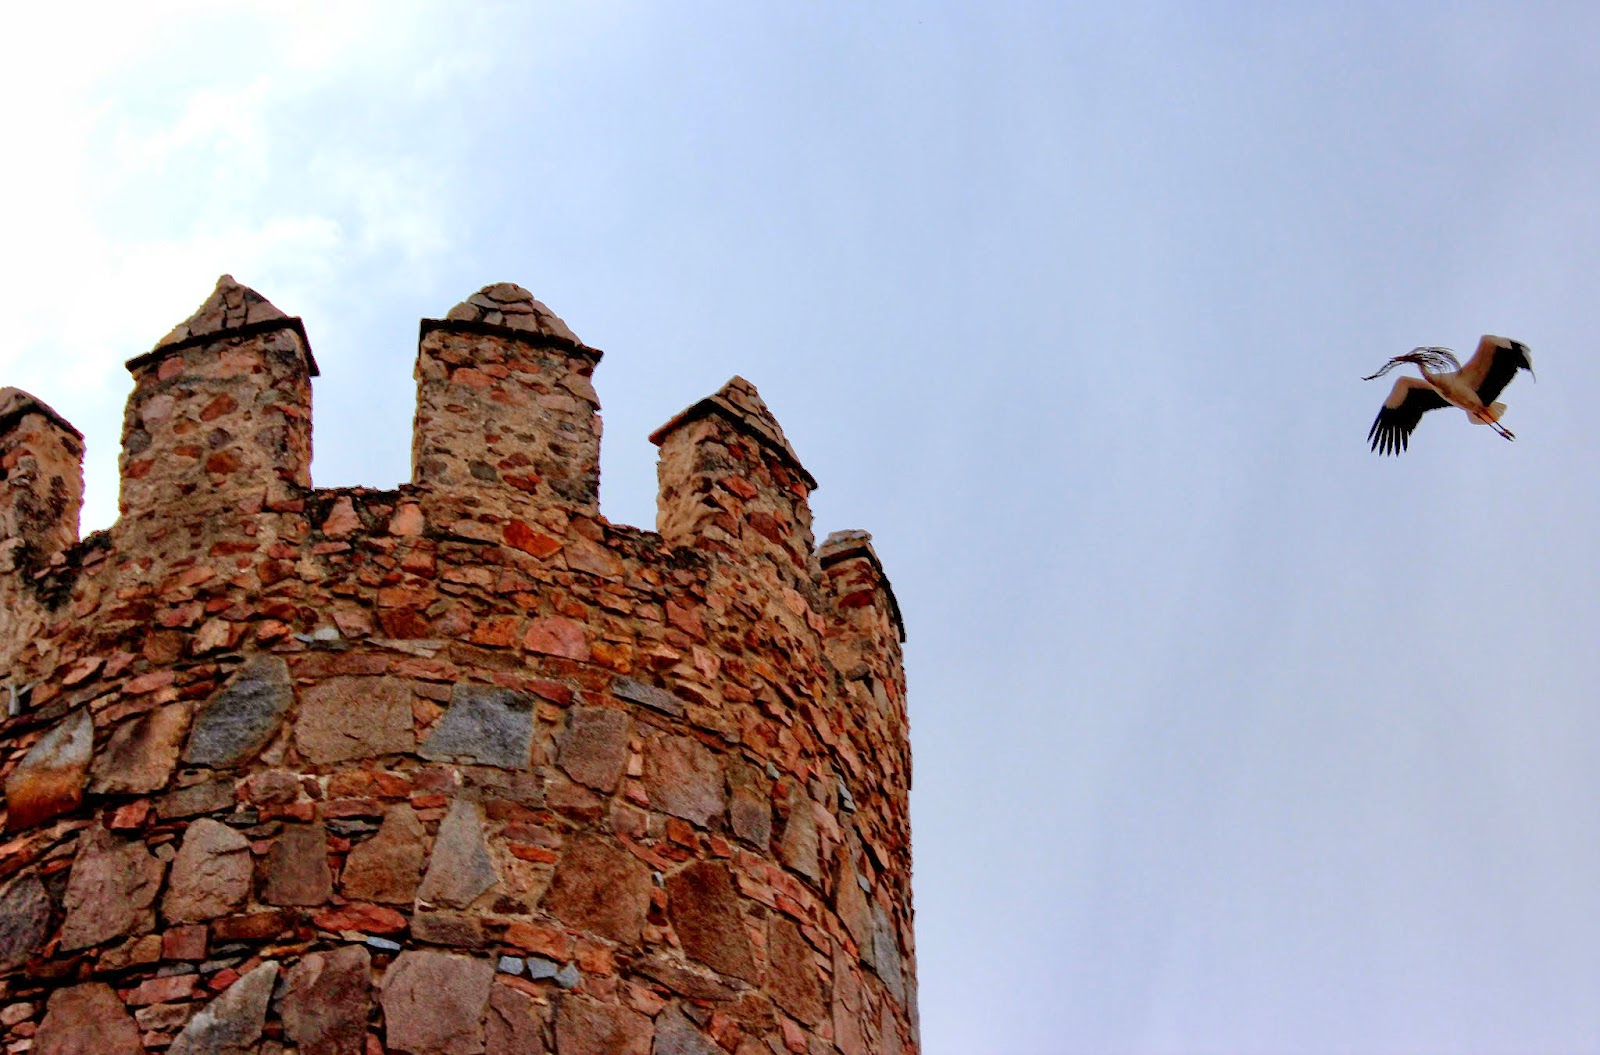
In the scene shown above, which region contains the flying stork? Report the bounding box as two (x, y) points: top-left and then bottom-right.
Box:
(1364, 335), (1535, 455)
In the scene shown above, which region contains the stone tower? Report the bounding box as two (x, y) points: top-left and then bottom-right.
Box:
(0, 278), (913, 1054)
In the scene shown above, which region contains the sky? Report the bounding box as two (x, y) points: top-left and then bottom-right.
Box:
(4, 3), (1600, 1052)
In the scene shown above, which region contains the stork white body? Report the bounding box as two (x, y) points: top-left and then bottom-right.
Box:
(1365, 335), (1535, 455)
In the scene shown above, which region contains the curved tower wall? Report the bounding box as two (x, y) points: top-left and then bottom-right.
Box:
(0, 277), (913, 1055)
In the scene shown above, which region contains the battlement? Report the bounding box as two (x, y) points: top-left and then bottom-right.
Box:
(0, 278), (914, 1055)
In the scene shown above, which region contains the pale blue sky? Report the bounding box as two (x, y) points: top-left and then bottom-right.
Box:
(5, 4), (1600, 1053)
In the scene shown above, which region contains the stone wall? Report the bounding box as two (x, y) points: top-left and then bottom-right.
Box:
(0, 277), (913, 1055)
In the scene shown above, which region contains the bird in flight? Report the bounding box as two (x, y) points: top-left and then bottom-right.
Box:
(1364, 335), (1534, 455)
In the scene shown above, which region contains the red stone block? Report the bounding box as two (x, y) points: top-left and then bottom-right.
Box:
(391, 656), (457, 680)
(494, 973), (544, 998)
(503, 520), (562, 558)
(503, 920), (571, 960)
(320, 798), (384, 819)
(123, 670), (177, 695)
(163, 924), (208, 961)
(326, 770), (411, 799)
(109, 799), (152, 830)
(665, 818), (696, 847)
(507, 844), (559, 864)
(125, 972), (196, 1005)
(213, 910), (298, 942)
(523, 617), (589, 660)
(469, 616), (521, 647)
(312, 903), (407, 935)
(779, 1015), (808, 1054)
(574, 939), (615, 977)
(378, 608), (432, 639)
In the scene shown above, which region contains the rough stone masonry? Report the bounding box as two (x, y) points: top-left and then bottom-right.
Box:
(0, 276), (913, 1054)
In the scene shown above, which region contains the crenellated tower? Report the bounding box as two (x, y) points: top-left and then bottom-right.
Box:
(0, 277), (914, 1055)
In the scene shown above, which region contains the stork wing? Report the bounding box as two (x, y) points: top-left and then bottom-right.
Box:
(1368, 376), (1448, 455)
(1458, 334), (1534, 405)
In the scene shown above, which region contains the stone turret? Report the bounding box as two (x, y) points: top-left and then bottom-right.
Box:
(0, 389), (86, 678)
(0, 278), (915, 1055)
(652, 375), (820, 591)
(413, 283), (601, 520)
(120, 275), (315, 524)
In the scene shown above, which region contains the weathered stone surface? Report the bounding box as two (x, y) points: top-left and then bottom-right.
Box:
(652, 1004), (721, 1055)
(34, 981), (144, 1055)
(486, 982), (547, 1055)
(664, 861), (757, 983)
(834, 847), (871, 950)
(164, 923), (207, 960)
(728, 762), (771, 848)
(0, 869), (52, 971)
(777, 787), (820, 882)
(295, 675), (415, 763)
(555, 705), (630, 791)
(157, 778), (236, 819)
(832, 945), (866, 1055)
(419, 684), (536, 769)
(59, 825), (165, 950)
(446, 283), (582, 344)
(631, 954), (738, 1002)
(89, 702), (191, 794)
(553, 995), (651, 1055)
(522, 616), (588, 660)
(880, 1000), (905, 1055)
(213, 908), (296, 942)
(136, 1001), (196, 1034)
(766, 917), (825, 1025)
(184, 655), (293, 766)
(612, 676), (685, 717)
(340, 803), (425, 904)
(164, 817), (252, 923)
(643, 734), (725, 826)
(413, 910), (485, 946)
(262, 822), (333, 906)
(871, 902), (906, 1003)
(283, 945), (371, 1055)
(542, 832), (650, 944)
(241, 768), (301, 804)
(156, 273), (288, 347)
(697, 375), (806, 473)
(418, 798), (498, 908)
(381, 950), (494, 1055)
(169, 959), (278, 1055)
(314, 902), (406, 934)
(6, 709), (93, 829)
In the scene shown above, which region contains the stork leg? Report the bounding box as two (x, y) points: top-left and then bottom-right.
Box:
(1476, 410), (1515, 441)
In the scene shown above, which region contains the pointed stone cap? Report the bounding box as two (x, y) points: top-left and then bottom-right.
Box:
(131, 275), (316, 374)
(649, 376), (817, 490)
(157, 275), (288, 347)
(819, 529), (904, 641)
(0, 388), (81, 440)
(443, 283), (583, 344)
